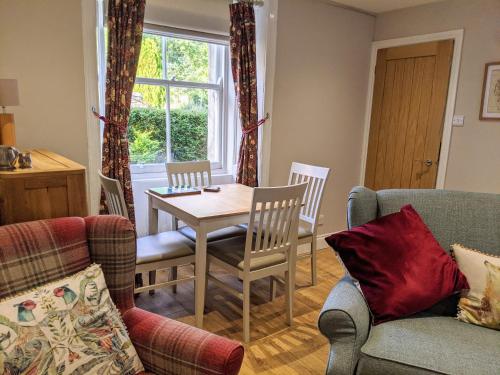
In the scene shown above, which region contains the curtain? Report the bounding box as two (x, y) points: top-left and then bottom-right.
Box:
(230, 2), (260, 187)
(101, 0), (146, 223)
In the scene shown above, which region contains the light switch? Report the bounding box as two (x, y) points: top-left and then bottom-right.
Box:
(452, 115), (465, 127)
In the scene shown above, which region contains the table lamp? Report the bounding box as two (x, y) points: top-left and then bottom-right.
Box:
(0, 79), (20, 146)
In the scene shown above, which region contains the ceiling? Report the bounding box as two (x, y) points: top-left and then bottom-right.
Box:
(330, 0), (446, 14)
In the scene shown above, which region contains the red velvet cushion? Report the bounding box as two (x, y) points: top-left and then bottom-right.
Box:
(326, 205), (469, 324)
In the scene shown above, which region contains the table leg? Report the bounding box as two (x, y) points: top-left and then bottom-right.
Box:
(194, 224), (207, 328)
(148, 194), (159, 235)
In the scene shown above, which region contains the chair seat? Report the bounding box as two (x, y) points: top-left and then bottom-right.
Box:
(298, 222), (313, 238)
(136, 231), (194, 265)
(207, 236), (286, 271)
(178, 225), (247, 242)
(240, 221), (313, 239)
(358, 316), (500, 375)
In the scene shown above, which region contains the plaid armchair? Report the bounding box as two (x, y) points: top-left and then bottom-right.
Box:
(0, 215), (244, 375)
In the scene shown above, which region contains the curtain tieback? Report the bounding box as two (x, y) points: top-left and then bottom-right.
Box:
(242, 113), (270, 135)
(92, 107), (128, 130)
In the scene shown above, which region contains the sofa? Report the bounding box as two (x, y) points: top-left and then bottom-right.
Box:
(0, 215), (244, 375)
(318, 186), (500, 375)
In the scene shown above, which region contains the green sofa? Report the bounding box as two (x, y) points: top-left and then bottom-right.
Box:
(319, 186), (500, 375)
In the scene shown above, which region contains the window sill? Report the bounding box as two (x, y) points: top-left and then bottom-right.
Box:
(131, 169), (234, 183)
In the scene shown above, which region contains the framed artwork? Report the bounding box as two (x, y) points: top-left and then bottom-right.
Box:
(480, 62), (500, 120)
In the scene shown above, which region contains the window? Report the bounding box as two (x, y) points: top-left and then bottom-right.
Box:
(129, 28), (230, 173)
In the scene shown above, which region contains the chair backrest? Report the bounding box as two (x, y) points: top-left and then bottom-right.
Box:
(98, 171), (129, 219)
(288, 162), (330, 229)
(243, 183), (308, 272)
(166, 160), (212, 187)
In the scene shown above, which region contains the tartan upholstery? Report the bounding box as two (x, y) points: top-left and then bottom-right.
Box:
(0, 215), (244, 375)
(0, 217), (91, 300)
(124, 307), (245, 375)
(85, 215), (137, 312)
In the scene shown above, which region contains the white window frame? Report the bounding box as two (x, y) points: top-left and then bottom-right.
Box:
(131, 25), (230, 175)
(96, 7), (233, 177)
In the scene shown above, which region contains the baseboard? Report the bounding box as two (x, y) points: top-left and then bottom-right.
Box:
(297, 232), (335, 256)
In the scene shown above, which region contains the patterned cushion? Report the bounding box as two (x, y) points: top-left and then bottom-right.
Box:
(0, 218), (91, 300)
(452, 244), (500, 330)
(0, 264), (144, 374)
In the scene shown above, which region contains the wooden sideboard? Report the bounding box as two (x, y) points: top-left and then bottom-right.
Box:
(0, 149), (88, 225)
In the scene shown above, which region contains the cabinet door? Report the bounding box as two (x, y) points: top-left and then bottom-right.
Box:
(0, 173), (87, 225)
(23, 176), (70, 220)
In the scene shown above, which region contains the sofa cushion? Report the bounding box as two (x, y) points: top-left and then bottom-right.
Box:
(359, 316), (500, 375)
(375, 189), (500, 255)
(452, 244), (500, 330)
(0, 264), (144, 374)
(0, 217), (91, 300)
(326, 205), (469, 324)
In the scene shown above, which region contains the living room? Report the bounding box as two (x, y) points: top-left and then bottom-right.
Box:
(0, 0), (498, 374)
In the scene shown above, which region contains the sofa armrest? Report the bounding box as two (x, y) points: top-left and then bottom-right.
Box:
(123, 307), (244, 375)
(347, 186), (377, 229)
(318, 276), (371, 375)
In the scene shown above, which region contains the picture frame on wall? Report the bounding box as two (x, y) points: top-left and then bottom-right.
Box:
(479, 61), (500, 121)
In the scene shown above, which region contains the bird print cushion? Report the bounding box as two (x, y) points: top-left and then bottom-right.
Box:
(452, 244), (500, 330)
(0, 264), (144, 374)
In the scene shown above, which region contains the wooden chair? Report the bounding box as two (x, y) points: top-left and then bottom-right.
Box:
(287, 162), (330, 286)
(206, 183), (307, 342)
(99, 171), (195, 295)
(166, 160), (247, 242)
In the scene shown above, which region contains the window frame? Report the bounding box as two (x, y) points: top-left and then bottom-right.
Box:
(131, 25), (231, 175)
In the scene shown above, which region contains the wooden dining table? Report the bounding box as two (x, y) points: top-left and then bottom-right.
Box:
(146, 183), (255, 329)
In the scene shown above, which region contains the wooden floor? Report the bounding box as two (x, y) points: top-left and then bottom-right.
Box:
(135, 248), (343, 375)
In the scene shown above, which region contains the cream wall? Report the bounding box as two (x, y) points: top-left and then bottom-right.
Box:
(145, 0), (229, 34)
(374, 0), (500, 194)
(0, 0), (89, 168)
(269, 0), (375, 235)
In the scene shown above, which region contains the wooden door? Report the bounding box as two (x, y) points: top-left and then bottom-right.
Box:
(364, 40), (454, 190)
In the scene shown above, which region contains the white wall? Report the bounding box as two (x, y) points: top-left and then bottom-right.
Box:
(374, 0), (500, 194)
(0, 0), (89, 168)
(269, 0), (375, 235)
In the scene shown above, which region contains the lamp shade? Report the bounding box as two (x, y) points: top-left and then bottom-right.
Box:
(0, 79), (20, 107)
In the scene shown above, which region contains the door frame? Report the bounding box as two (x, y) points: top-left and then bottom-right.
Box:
(360, 29), (464, 189)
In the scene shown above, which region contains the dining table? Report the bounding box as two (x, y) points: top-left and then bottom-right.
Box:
(146, 183), (256, 329)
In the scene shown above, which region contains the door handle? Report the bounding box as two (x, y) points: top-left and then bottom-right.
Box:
(415, 159), (433, 167)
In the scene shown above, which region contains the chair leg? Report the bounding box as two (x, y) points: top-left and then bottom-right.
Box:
(170, 266), (178, 294)
(269, 277), (277, 301)
(285, 269), (294, 326)
(205, 261), (209, 300)
(311, 239), (318, 286)
(135, 273), (143, 288)
(149, 271), (156, 295)
(243, 279), (251, 343)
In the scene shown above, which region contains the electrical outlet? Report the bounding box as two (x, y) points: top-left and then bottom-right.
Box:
(452, 115), (465, 127)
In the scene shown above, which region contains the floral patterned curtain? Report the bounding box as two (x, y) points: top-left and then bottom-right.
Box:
(230, 2), (259, 187)
(101, 0), (146, 223)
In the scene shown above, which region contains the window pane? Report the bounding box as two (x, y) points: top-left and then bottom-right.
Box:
(137, 34), (163, 79)
(166, 38), (209, 83)
(129, 84), (167, 164)
(170, 87), (220, 163)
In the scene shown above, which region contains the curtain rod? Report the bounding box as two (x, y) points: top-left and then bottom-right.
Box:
(229, 0), (265, 6)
